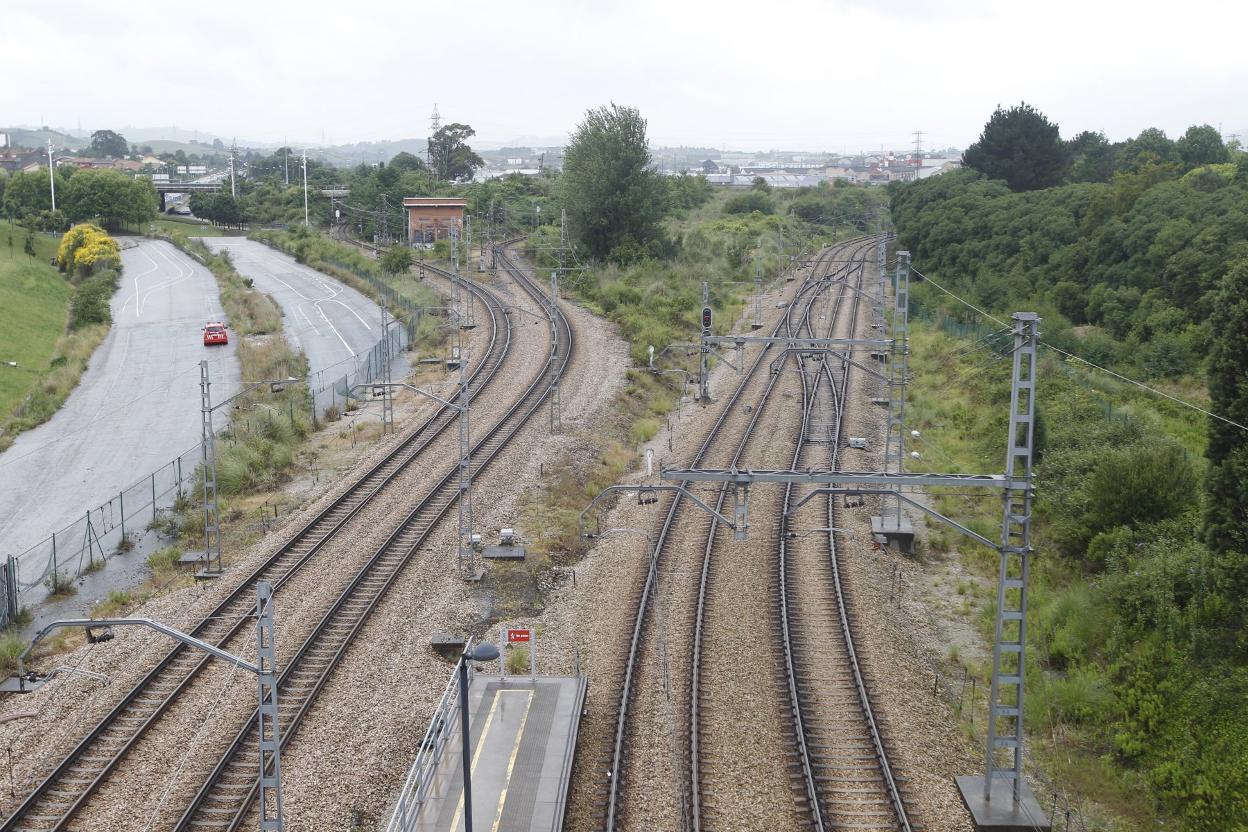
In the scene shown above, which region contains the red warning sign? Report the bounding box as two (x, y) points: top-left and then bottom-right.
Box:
(506, 628), (531, 643)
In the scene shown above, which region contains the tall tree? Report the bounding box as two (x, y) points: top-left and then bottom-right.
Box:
(1204, 257), (1248, 560)
(962, 102), (1068, 191)
(388, 151), (427, 173)
(61, 169), (156, 229)
(1066, 130), (1116, 183)
(1118, 127), (1181, 171)
(562, 103), (668, 261)
(428, 123), (483, 181)
(89, 129), (129, 158)
(2, 169), (61, 218)
(1177, 124), (1230, 168)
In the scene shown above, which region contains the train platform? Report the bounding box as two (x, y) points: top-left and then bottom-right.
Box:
(391, 672), (586, 832)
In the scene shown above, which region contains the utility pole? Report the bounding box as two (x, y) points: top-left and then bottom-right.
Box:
(487, 200), (496, 270)
(229, 139), (237, 199)
(752, 243), (763, 329)
(558, 209), (569, 277)
(699, 281), (711, 402)
(199, 360), (223, 574)
(380, 306), (394, 434)
(46, 139), (56, 212)
(885, 251), (910, 475)
(283, 137), (289, 186)
(455, 317), (479, 580)
(549, 271), (561, 433)
(255, 580), (285, 831)
(980, 312), (1039, 804)
(302, 150), (309, 227)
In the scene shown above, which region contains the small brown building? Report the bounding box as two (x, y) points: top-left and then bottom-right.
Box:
(404, 197), (467, 244)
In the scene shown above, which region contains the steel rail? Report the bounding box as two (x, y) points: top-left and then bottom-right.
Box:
(1, 267), (509, 832)
(687, 236), (883, 831)
(173, 243), (573, 831)
(778, 234), (912, 831)
(602, 239), (865, 831)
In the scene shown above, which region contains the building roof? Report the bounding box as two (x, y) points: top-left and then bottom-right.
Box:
(403, 197), (467, 208)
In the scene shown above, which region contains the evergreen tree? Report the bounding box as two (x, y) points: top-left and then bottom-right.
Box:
(962, 102), (1068, 191)
(1204, 257), (1248, 561)
(562, 103), (668, 262)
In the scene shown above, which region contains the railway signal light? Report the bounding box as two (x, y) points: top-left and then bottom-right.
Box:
(702, 306), (712, 333)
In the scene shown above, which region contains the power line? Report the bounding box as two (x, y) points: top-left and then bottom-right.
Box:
(910, 266), (1248, 434)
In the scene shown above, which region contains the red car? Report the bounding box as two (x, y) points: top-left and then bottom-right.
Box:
(203, 322), (229, 346)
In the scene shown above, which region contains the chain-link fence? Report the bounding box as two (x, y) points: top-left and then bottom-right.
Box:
(0, 324), (407, 628)
(6, 443), (203, 609)
(307, 322), (407, 417)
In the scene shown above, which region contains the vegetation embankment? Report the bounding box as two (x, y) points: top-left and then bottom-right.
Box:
(247, 226), (446, 352)
(891, 105), (1248, 830)
(0, 222), (122, 453)
(152, 226), (311, 498)
(501, 105), (888, 597)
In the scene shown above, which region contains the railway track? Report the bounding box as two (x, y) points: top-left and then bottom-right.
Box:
(173, 244), (572, 831)
(686, 236), (889, 830)
(775, 236), (914, 831)
(1, 263), (517, 831)
(601, 238), (871, 831)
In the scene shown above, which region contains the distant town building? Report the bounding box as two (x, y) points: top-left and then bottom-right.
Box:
(0, 147), (44, 173)
(404, 197), (467, 243)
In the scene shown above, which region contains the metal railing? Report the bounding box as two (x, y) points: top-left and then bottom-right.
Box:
(385, 654), (470, 832)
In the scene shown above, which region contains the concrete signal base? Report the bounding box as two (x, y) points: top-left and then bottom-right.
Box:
(956, 775), (1051, 832)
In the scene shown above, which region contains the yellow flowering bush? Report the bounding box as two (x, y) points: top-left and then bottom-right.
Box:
(57, 224), (120, 277)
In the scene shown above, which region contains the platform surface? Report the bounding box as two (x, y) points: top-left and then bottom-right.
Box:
(414, 675), (585, 832)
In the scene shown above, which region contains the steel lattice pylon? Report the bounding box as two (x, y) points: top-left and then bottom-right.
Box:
(884, 251), (910, 472)
(255, 581), (284, 830)
(984, 311), (1039, 801)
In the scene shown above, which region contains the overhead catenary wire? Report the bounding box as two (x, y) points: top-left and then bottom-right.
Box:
(909, 266), (1248, 434)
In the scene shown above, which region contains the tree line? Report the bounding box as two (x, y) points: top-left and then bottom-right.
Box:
(892, 102), (1248, 830)
(1, 167), (157, 231)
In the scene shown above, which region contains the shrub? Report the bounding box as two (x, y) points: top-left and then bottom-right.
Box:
(56, 224), (119, 277)
(722, 191), (775, 215)
(1085, 442), (1198, 538)
(44, 569), (75, 597)
(0, 631), (26, 675)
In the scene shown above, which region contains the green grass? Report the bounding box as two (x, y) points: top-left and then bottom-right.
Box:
(248, 228), (446, 352)
(0, 630), (26, 675)
(150, 217), (223, 237)
(905, 315), (1248, 831)
(0, 221), (71, 423)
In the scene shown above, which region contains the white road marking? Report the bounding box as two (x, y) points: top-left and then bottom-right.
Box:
(119, 247), (162, 313)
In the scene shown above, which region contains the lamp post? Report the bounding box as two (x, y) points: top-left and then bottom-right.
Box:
(47, 140), (56, 213)
(459, 639), (500, 832)
(301, 150), (309, 227)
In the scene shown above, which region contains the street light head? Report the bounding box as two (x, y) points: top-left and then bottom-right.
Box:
(468, 642), (500, 663)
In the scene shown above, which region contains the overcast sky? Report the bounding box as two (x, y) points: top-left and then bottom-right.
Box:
(3, 0), (1245, 152)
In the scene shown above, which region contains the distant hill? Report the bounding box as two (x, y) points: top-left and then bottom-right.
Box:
(2, 127), (86, 150)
